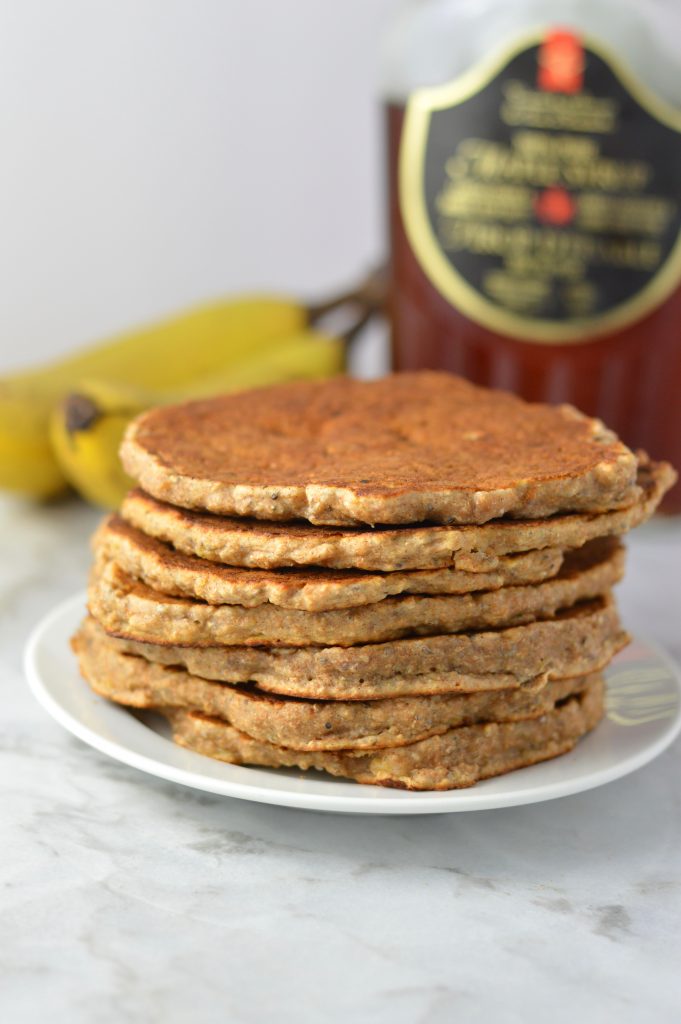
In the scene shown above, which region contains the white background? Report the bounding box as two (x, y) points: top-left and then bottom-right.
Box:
(4, 0), (680, 378)
(0, 0), (397, 373)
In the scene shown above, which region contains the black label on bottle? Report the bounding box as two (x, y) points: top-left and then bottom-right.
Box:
(400, 28), (681, 342)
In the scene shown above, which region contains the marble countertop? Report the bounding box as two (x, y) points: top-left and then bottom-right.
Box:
(2, 495), (680, 1023)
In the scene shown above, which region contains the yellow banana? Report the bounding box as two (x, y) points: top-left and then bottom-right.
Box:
(50, 387), (140, 509)
(50, 328), (346, 509)
(10, 296), (308, 392)
(0, 295), (309, 499)
(181, 330), (345, 395)
(0, 382), (68, 499)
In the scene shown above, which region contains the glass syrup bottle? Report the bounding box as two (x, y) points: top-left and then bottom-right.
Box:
(382, 0), (681, 511)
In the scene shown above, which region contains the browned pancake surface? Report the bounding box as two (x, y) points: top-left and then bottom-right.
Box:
(120, 458), (673, 570)
(95, 514), (564, 610)
(88, 538), (625, 648)
(120, 372), (639, 525)
(166, 679), (605, 789)
(90, 594), (627, 697)
(74, 616), (601, 751)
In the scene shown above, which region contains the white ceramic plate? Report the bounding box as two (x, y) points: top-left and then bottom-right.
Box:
(25, 592), (681, 815)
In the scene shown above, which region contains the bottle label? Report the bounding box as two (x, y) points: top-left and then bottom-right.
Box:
(399, 29), (681, 342)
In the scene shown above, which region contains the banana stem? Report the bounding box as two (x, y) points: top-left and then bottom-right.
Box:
(307, 266), (388, 324)
(340, 305), (376, 349)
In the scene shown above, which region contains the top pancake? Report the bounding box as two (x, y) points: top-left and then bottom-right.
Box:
(120, 372), (640, 526)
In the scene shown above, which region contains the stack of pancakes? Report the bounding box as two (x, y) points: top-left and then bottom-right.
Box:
(73, 372), (675, 790)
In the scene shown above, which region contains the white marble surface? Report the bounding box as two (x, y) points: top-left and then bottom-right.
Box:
(2, 495), (681, 1024)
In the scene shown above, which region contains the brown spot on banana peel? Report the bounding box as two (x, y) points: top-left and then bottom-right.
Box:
(64, 393), (102, 435)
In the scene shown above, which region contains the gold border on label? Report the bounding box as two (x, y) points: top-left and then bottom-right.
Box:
(400, 29), (681, 344)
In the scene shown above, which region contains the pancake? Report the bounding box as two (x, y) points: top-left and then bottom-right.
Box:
(120, 456), (673, 571)
(164, 677), (605, 789)
(94, 515), (565, 610)
(90, 595), (627, 698)
(120, 372), (639, 526)
(75, 618), (602, 751)
(88, 537), (625, 648)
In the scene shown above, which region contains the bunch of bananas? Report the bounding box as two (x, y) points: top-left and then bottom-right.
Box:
(1, 273), (382, 509)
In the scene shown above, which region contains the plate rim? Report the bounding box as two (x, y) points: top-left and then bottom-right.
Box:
(24, 591), (681, 815)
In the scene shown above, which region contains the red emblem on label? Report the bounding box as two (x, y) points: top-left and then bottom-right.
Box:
(534, 187), (577, 226)
(537, 29), (584, 93)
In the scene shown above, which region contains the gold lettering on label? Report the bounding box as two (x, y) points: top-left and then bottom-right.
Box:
(398, 29), (681, 341)
(483, 272), (550, 312)
(436, 182), (533, 222)
(501, 80), (618, 133)
(578, 194), (675, 235)
(432, 111), (672, 318)
(439, 133), (651, 196)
